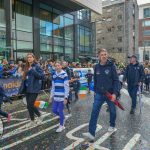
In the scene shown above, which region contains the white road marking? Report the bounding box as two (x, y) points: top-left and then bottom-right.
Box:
(0, 123), (59, 150)
(3, 118), (28, 123)
(64, 124), (102, 150)
(122, 134), (141, 150)
(4, 113), (51, 130)
(1, 113), (53, 140)
(87, 129), (117, 150)
(10, 109), (27, 115)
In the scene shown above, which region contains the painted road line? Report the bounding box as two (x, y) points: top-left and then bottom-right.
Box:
(1, 113), (53, 140)
(3, 118), (28, 123)
(86, 128), (117, 150)
(4, 113), (51, 130)
(11, 109), (27, 115)
(2, 110), (46, 121)
(122, 134), (141, 150)
(64, 124), (102, 150)
(0, 123), (60, 150)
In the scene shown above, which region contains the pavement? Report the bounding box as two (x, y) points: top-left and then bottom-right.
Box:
(0, 88), (150, 150)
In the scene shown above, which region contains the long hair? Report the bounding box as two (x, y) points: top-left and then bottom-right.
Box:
(22, 53), (37, 80)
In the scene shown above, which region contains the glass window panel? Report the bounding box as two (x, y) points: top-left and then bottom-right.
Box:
(54, 37), (64, 46)
(40, 44), (52, 52)
(85, 30), (90, 46)
(40, 9), (53, 36)
(143, 30), (150, 36)
(53, 14), (64, 38)
(65, 47), (73, 61)
(0, 38), (6, 47)
(80, 28), (85, 46)
(40, 35), (52, 44)
(17, 52), (29, 59)
(65, 26), (73, 40)
(17, 41), (33, 50)
(17, 31), (33, 41)
(54, 46), (63, 53)
(142, 20), (150, 27)
(144, 8), (150, 18)
(16, 13), (33, 32)
(0, 0), (5, 27)
(65, 40), (73, 47)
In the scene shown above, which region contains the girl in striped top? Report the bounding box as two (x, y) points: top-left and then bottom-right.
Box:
(51, 62), (69, 132)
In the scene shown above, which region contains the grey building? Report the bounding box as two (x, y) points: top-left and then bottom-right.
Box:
(93, 0), (139, 63)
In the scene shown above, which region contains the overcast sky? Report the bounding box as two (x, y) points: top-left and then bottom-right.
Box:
(137, 0), (150, 5)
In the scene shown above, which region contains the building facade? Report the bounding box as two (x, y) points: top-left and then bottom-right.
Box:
(92, 0), (139, 63)
(139, 3), (150, 63)
(0, 0), (102, 61)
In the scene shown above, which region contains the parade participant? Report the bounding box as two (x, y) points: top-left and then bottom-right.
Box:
(62, 61), (72, 114)
(124, 55), (144, 114)
(0, 85), (12, 122)
(82, 48), (120, 141)
(51, 62), (69, 132)
(85, 69), (94, 93)
(19, 53), (44, 127)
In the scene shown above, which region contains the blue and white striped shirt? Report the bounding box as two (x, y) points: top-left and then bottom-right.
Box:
(51, 70), (69, 102)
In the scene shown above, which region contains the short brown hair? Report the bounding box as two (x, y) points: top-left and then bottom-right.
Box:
(98, 48), (107, 55)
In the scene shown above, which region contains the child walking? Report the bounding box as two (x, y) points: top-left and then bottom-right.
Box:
(51, 62), (69, 133)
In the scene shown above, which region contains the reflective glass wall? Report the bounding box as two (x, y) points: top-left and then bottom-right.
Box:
(12, 0), (33, 60)
(39, 3), (74, 61)
(1, 0), (94, 61)
(0, 0), (6, 60)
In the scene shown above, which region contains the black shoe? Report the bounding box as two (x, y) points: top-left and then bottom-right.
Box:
(130, 108), (135, 114)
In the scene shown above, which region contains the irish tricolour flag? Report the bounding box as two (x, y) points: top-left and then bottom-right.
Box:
(79, 86), (88, 100)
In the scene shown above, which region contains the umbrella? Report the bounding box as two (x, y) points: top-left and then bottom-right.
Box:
(138, 86), (142, 114)
(105, 92), (125, 111)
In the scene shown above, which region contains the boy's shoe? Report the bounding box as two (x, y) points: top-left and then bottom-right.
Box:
(7, 114), (12, 123)
(82, 132), (95, 141)
(56, 125), (65, 133)
(26, 121), (37, 128)
(108, 126), (117, 132)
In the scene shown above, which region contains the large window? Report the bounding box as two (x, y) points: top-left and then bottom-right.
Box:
(40, 3), (53, 52)
(143, 41), (150, 46)
(143, 30), (150, 36)
(142, 20), (150, 27)
(13, 0), (33, 54)
(78, 25), (91, 54)
(144, 8), (150, 18)
(0, 0), (6, 60)
(77, 9), (90, 20)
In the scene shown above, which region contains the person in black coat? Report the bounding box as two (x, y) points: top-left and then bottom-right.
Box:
(0, 85), (12, 122)
(19, 53), (44, 127)
(124, 55), (145, 114)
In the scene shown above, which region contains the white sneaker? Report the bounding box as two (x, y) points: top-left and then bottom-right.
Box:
(56, 125), (65, 133)
(82, 132), (95, 141)
(108, 126), (117, 132)
(26, 121), (36, 128)
(36, 116), (44, 125)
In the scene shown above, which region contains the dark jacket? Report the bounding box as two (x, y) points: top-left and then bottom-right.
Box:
(19, 63), (44, 94)
(124, 62), (144, 87)
(0, 85), (12, 104)
(94, 60), (120, 96)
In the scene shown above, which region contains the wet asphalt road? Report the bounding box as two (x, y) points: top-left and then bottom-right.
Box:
(0, 88), (150, 150)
